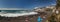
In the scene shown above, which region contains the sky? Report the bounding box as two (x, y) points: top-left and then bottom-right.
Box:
(0, 0), (56, 9)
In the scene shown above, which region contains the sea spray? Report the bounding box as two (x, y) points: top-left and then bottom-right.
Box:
(0, 12), (38, 17)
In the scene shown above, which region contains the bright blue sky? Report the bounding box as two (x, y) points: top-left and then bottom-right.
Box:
(0, 0), (56, 9)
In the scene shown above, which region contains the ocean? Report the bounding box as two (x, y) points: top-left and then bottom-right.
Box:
(0, 10), (38, 17)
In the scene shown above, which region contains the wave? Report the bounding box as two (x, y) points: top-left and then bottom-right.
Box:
(0, 12), (38, 17)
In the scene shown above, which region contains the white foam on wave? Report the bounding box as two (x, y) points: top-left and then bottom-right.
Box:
(0, 12), (38, 17)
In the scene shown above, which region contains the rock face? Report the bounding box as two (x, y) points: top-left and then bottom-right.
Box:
(0, 16), (29, 22)
(0, 15), (38, 22)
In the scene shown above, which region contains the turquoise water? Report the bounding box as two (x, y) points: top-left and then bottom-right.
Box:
(0, 10), (30, 13)
(37, 16), (43, 22)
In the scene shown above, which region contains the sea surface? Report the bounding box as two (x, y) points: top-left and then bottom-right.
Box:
(0, 10), (37, 17)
